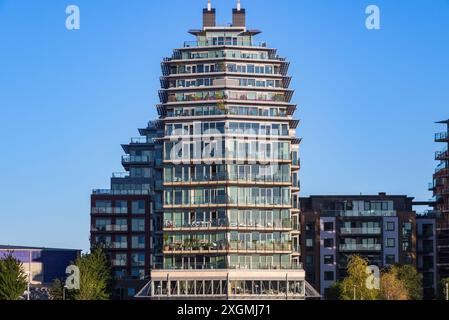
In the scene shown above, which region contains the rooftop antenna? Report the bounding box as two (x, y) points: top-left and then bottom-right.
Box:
(237, 0), (241, 11)
(207, 0), (212, 11)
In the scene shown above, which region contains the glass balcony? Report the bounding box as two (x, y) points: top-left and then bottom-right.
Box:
(163, 240), (292, 253)
(91, 225), (128, 232)
(167, 91), (286, 103)
(435, 132), (449, 142)
(164, 173), (292, 185)
(130, 137), (153, 144)
(112, 172), (130, 179)
(93, 189), (150, 196)
(153, 262), (303, 271)
(91, 207), (128, 215)
(339, 244), (382, 251)
(122, 155), (152, 164)
(163, 218), (292, 230)
(184, 40), (268, 48)
(340, 227), (382, 235)
(435, 149), (449, 161)
(322, 210), (396, 217)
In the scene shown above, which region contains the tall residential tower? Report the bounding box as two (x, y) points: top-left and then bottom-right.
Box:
(91, 2), (309, 300)
(430, 120), (449, 284)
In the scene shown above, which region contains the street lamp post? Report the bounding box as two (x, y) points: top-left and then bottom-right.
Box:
(27, 249), (31, 301)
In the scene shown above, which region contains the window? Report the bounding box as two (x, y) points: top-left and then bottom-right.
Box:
(127, 288), (136, 297)
(422, 224), (434, 237)
(403, 222), (412, 236)
(386, 238), (395, 248)
(324, 272), (334, 281)
(385, 255), (396, 265)
(306, 239), (314, 248)
(132, 201), (146, 214)
(132, 236), (145, 249)
(323, 238), (334, 249)
(323, 222), (334, 232)
(386, 222), (395, 231)
(131, 268), (145, 280)
(324, 255), (334, 265)
(131, 253), (145, 267)
(132, 219), (145, 232)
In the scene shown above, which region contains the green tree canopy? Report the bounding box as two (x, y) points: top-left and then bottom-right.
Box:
(73, 247), (112, 300)
(0, 252), (28, 300)
(339, 255), (379, 300)
(379, 268), (409, 300)
(439, 278), (449, 300)
(392, 265), (422, 300)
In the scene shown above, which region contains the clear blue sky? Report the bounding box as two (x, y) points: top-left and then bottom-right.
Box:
(0, 0), (448, 252)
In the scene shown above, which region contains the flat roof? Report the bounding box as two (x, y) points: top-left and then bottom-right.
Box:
(0, 245), (81, 252)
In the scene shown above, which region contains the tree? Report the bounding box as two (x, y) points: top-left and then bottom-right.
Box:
(439, 278), (449, 300)
(393, 265), (422, 300)
(339, 255), (379, 300)
(73, 247), (112, 300)
(0, 252), (28, 300)
(49, 278), (65, 300)
(379, 269), (409, 300)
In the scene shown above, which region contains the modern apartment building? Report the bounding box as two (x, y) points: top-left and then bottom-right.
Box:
(428, 119), (449, 289)
(90, 121), (162, 299)
(300, 194), (417, 297)
(92, 1), (310, 300)
(0, 245), (80, 286)
(416, 214), (438, 299)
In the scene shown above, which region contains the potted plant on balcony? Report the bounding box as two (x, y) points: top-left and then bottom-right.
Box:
(217, 100), (226, 112)
(215, 92), (224, 100)
(252, 239), (258, 250)
(273, 93), (285, 102)
(182, 238), (192, 251)
(218, 62), (226, 72)
(163, 234), (170, 251)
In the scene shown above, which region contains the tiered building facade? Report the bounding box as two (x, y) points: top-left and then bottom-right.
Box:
(91, 2), (307, 300)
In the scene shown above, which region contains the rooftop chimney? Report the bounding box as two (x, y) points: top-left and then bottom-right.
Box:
(203, 0), (216, 28)
(232, 0), (246, 27)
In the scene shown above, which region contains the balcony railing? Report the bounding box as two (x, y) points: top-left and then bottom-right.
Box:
(183, 40), (268, 48)
(112, 172), (130, 179)
(163, 241), (293, 253)
(322, 210), (396, 217)
(435, 132), (449, 142)
(122, 155), (152, 164)
(435, 149), (449, 161)
(152, 262), (303, 271)
(92, 189), (150, 196)
(339, 244), (382, 251)
(167, 92), (286, 104)
(91, 207), (128, 215)
(164, 195), (291, 208)
(340, 227), (382, 235)
(164, 174), (292, 185)
(164, 218), (292, 230)
(91, 225), (128, 232)
(130, 137), (153, 144)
